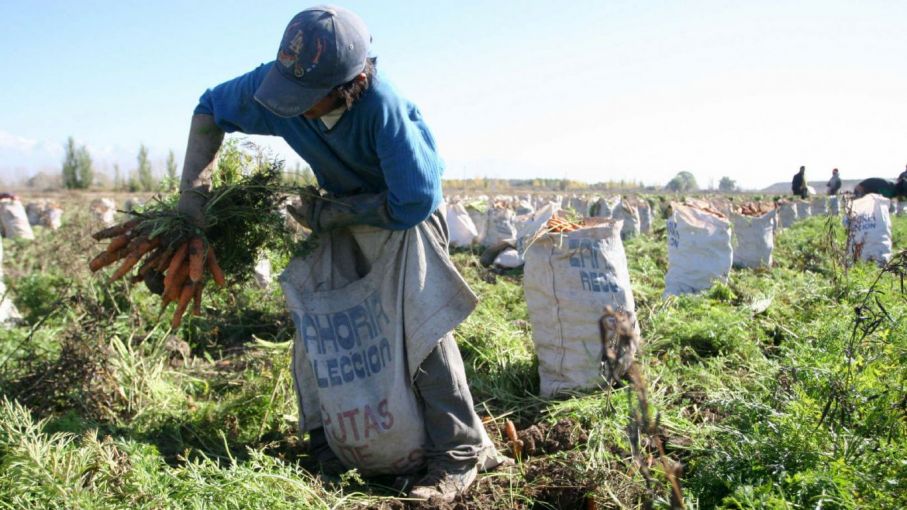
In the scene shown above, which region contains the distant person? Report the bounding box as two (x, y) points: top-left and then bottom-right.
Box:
(853, 177), (907, 199)
(898, 163), (907, 184)
(792, 166), (808, 199)
(826, 168), (841, 195)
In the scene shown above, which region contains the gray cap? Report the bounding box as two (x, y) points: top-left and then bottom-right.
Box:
(254, 5), (370, 117)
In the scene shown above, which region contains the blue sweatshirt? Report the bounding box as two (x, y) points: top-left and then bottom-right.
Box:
(194, 62), (444, 230)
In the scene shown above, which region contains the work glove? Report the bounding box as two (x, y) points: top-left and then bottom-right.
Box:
(287, 189), (394, 233)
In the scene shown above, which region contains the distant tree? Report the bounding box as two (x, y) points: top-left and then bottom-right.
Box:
(113, 164), (122, 191)
(61, 136), (94, 189)
(136, 144), (155, 191)
(718, 176), (738, 192)
(165, 150), (178, 190)
(665, 171), (699, 192)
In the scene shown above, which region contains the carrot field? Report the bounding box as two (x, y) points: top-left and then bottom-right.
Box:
(0, 195), (905, 509)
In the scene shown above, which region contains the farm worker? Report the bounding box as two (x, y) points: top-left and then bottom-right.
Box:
(791, 166), (808, 199)
(853, 177), (907, 199)
(826, 168), (841, 196)
(175, 5), (503, 502)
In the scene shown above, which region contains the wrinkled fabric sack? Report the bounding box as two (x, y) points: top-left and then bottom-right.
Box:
(0, 200), (35, 240)
(664, 204), (732, 296)
(280, 214), (498, 475)
(465, 202), (488, 245)
(446, 202), (478, 248)
(253, 256), (272, 289)
(0, 240), (22, 326)
(25, 202), (46, 226)
(483, 206), (517, 247)
(637, 201), (652, 234)
(811, 197), (827, 216)
(779, 202), (798, 228)
(590, 196), (620, 218)
(494, 248), (523, 268)
(846, 195), (892, 265)
(90, 198), (117, 226)
(613, 201), (640, 240)
(42, 207), (64, 230)
(795, 201), (811, 220)
(828, 196), (840, 216)
(731, 210), (775, 269)
(523, 219), (637, 397)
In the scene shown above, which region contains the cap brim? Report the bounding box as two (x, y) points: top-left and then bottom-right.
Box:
(253, 63), (333, 118)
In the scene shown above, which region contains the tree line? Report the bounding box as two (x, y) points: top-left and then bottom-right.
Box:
(60, 136), (178, 192)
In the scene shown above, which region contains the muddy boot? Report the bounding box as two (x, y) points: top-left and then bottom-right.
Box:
(308, 427), (346, 478)
(409, 463), (477, 503)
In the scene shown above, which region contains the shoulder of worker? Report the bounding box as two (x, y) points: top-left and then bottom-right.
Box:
(353, 71), (426, 125)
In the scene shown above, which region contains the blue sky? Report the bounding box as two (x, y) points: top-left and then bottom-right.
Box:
(1, 0), (906, 189)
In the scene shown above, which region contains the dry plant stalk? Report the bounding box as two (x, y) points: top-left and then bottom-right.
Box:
(601, 307), (685, 509)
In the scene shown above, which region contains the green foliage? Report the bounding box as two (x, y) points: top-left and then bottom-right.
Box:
(665, 170), (699, 192)
(718, 176), (738, 192)
(61, 137), (93, 189)
(165, 149), (178, 191)
(136, 144), (155, 192)
(0, 202), (905, 509)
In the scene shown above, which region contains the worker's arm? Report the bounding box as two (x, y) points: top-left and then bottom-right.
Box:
(177, 114), (224, 227)
(178, 65), (278, 226)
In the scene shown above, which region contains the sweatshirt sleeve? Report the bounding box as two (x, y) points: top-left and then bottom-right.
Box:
(194, 64), (277, 136)
(374, 96), (444, 230)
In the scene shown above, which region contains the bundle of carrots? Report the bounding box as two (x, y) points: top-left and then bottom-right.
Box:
(90, 221), (226, 328)
(546, 215), (584, 233)
(87, 163), (302, 330)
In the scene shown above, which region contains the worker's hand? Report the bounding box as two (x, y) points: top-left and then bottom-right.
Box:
(287, 186), (323, 232)
(178, 187), (208, 228)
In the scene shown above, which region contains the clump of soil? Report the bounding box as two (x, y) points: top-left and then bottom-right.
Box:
(517, 418), (589, 457)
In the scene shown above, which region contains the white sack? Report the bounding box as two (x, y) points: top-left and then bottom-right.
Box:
(25, 202), (47, 226)
(811, 197), (827, 216)
(465, 202), (488, 244)
(731, 211), (775, 269)
(42, 206), (64, 230)
(638, 201), (652, 234)
(590, 196), (620, 218)
(483, 206), (517, 247)
(779, 202), (798, 228)
(796, 201), (811, 220)
(897, 200), (907, 217)
(523, 219), (637, 397)
(445, 202), (478, 248)
(493, 248), (524, 268)
(90, 198), (117, 226)
(828, 196), (840, 216)
(253, 257), (272, 289)
(0, 200), (35, 240)
(664, 204), (733, 296)
(613, 201), (640, 240)
(846, 195), (892, 265)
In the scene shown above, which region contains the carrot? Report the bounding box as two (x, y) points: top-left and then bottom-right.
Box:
(163, 242), (190, 290)
(206, 248), (226, 287)
(109, 254), (141, 282)
(164, 264), (190, 302)
(89, 248), (128, 272)
(132, 237), (161, 259)
(504, 419), (522, 460)
(192, 282), (204, 316)
(91, 219), (139, 240)
(188, 237), (205, 283)
(138, 247), (164, 277)
(155, 247), (175, 272)
(106, 234), (131, 254)
(172, 283), (195, 329)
